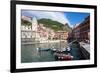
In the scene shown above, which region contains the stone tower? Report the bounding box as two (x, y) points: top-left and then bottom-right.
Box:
(32, 16), (40, 41)
(32, 16), (38, 31)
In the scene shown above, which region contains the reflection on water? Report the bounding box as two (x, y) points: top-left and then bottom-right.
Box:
(21, 42), (67, 63)
(70, 44), (83, 60)
(21, 45), (55, 63)
(21, 42), (84, 63)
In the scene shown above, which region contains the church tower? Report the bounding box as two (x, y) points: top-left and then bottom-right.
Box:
(32, 16), (38, 31)
(32, 16), (40, 41)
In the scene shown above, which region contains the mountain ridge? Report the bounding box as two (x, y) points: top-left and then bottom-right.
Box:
(38, 18), (72, 32)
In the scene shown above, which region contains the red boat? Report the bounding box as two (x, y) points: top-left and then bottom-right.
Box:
(54, 53), (73, 60)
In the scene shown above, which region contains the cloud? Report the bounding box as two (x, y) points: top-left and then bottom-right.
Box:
(22, 10), (71, 26)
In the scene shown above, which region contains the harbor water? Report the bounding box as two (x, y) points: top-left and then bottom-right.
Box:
(21, 42), (85, 63)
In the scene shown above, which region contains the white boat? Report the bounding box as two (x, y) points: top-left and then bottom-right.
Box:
(36, 47), (39, 51)
(62, 48), (66, 52)
(67, 47), (71, 51)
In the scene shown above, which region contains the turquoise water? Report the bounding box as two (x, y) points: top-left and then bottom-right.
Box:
(21, 42), (64, 63)
(21, 43), (84, 63)
(70, 44), (83, 60)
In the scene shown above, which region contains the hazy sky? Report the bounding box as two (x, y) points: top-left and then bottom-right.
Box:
(21, 10), (90, 28)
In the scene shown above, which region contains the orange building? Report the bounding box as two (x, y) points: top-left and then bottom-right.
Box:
(54, 31), (68, 40)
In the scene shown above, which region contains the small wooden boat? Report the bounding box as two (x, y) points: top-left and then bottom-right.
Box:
(52, 48), (57, 52)
(66, 47), (71, 52)
(37, 47), (50, 51)
(50, 47), (57, 52)
(54, 53), (73, 60)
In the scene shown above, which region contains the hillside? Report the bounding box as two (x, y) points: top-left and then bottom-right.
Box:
(21, 18), (72, 32)
(21, 19), (31, 26)
(38, 18), (72, 32)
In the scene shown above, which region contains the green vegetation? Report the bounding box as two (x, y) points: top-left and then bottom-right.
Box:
(38, 18), (72, 32)
(21, 19), (31, 26)
(21, 18), (72, 32)
(63, 23), (72, 32)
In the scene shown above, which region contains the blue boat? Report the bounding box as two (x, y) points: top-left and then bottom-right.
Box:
(37, 48), (50, 51)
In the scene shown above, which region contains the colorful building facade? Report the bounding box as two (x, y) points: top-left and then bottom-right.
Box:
(67, 16), (90, 42)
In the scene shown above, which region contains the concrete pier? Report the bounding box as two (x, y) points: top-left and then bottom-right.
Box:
(79, 42), (90, 59)
(69, 40), (90, 59)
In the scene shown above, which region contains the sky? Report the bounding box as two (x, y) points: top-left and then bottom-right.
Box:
(64, 12), (90, 27)
(21, 10), (90, 28)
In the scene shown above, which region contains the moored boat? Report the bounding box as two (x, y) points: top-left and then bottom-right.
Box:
(37, 47), (50, 51)
(54, 53), (73, 60)
(66, 46), (71, 52)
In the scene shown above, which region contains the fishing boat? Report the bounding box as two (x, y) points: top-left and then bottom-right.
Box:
(66, 46), (71, 52)
(39, 48), (50, 51)
(37, 47), (50, 51)
(60, 53), (73, 60)
(54, 52), (73, 60)
(50, 46), (57, 52)
(62, 48), (66, 52)
(52, 48), (57, 52)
